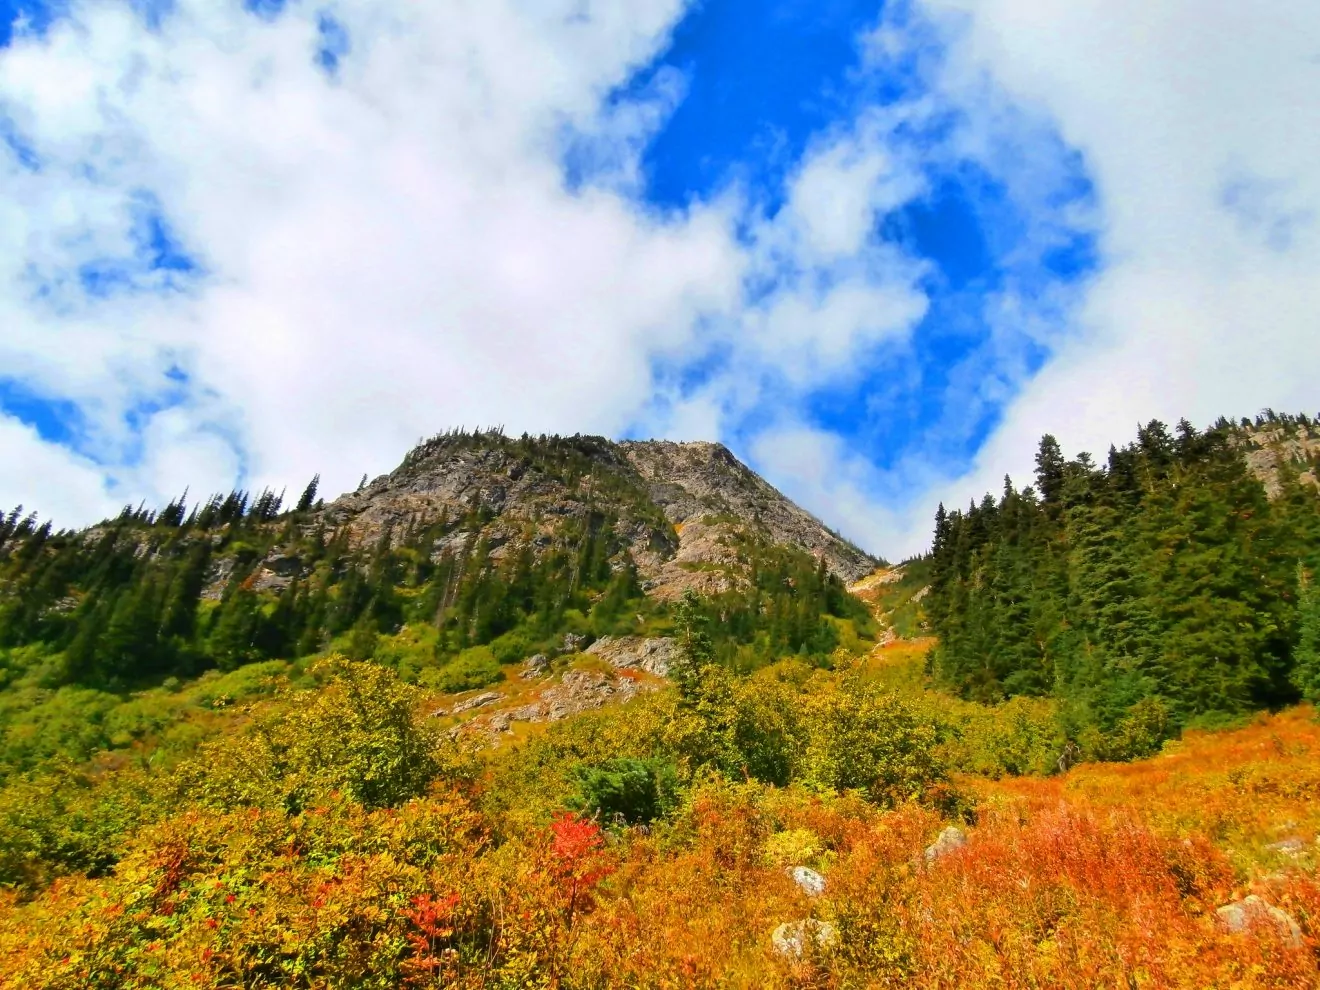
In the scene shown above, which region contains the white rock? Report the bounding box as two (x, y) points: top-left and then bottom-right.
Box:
(788, 866), (826, 897)
(1215, 895), (1302, 948)
(924, 826), (967, 863)
(449, 691), (502, 715)
(771, 919), (837, 959)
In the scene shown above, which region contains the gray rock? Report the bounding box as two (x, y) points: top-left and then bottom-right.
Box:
(1215, 895), (1302, 948)
(771, 919), (837, 959)
(1266, 837), (1307, 857)
(584, 635), (679, 677)
(263, 553), (302, 577)
(788, 866), (826, 898)
(520, 654), (550, 679)
(559, 632), (587, 655)
(924, 826), (967, 864)
(507, 668), (654, 724)
(449, 691), (502, 715)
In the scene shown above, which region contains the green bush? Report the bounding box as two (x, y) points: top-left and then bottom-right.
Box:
(488, 628), (536, 664)
(0, 763), (158, 890)
(569, 757), (679, 826)
(425, 646), (504, 694)
(180, 657), (458, 812)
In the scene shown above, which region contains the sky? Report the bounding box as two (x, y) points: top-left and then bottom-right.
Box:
(0, 0), (1316, 558)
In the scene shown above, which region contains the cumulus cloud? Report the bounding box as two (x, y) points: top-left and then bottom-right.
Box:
(7, 0), (1313, 568)
(0, 0), (743, 520)
(756, 0), (1320, 559)
(917, 0), (1320, 507)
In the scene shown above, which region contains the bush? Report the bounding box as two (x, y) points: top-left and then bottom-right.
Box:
(488, 629), (536, 664)
(425, 646), (504, 693)
(569, 757), (679, 826)
(797, 675), (947, 805)
(180, 657), (456, 812)
(0, 764), (157, 890)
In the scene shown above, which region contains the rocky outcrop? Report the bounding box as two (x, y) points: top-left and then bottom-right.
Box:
(315, 432), (879, 603)
(583, 636), (679, 677)
(520, 654), (550, 679)
(507, 669), (652, 722)
(622, 440), (876, 590)
(1238, 426), (1320, 498)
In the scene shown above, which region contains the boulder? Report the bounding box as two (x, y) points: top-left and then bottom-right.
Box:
(771, 919), (837, 959)
(788, 866), (826, 897)
(449, 691), (502, 715)
(521, 654), (550, 679)
(924, 826), (967, 864)
(1215, 895), (1302, 948)
(584, 635), (679, 677)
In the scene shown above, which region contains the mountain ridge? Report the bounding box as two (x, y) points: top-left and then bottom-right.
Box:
(316, 430), (878, 601)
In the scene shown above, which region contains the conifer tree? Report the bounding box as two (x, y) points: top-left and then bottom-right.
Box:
(1292, 566), (1320, 704)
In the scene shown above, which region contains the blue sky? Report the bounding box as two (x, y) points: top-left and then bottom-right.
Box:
(0, 0), (1316, 555)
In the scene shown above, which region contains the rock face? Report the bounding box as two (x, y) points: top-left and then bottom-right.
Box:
(1237, 425), (1320, 498)
(771, 919), (838, 959)
(507, 669), (653, 724)
(584, 636), (679, 677)
(520, 654), (550, 679)
(621, 440), (876, 593)
(1215, 895), (1303, 948)
(317, 432), (877, 602)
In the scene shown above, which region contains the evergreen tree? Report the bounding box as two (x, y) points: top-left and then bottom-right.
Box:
(1292, 566), (1320, 704)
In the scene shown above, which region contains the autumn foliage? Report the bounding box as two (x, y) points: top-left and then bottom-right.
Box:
(1, 662), (1319, 988)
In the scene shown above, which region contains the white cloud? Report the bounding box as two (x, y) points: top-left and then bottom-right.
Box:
(915, 0), (1320, 508)
(0, 416), (118, 524)
(0, 0), (746, 523)
(10, 0), (1310, 571)
(748, 421), (937, 560)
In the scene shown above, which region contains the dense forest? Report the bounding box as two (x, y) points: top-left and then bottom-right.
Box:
(926, 412), (1320, 753)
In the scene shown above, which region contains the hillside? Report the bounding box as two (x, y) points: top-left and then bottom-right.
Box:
(0, 430), (878, 774)
(0, 414), (1318, 988)
(928, 411), (1320, 755)
(322, 431), (876, 599)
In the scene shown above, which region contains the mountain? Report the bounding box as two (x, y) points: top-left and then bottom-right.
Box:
(317, 431), (877, 598)
(0, 430), (879, 699)
(3, 416), (1320, 989)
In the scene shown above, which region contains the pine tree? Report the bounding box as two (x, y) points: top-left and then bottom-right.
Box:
(1292, 566), (1320, 704)
(296, 474), (321, 513)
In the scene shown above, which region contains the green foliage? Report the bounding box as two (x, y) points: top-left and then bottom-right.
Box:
(425, 646), (504, 693)
(0, 764), (156, 890)
(1292, 566), (1320, 704)
(568, 756), (679, 826)
(179, 658), (457, 813)
(795, 674), (946, 804)
(927, 415), (1320, 742)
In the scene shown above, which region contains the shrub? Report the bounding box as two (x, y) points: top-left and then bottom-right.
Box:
(180, 657), (455, 812)
(426, 646), (503, 694)
(569, 757), (679, 826)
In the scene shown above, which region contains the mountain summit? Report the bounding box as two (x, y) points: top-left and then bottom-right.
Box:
(320, 430), (877, 600)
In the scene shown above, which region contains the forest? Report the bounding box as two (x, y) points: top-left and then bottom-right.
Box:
(926, 412), (1320, 756)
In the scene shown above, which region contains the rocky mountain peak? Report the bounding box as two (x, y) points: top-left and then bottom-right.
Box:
(319, 430), (877, 600)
